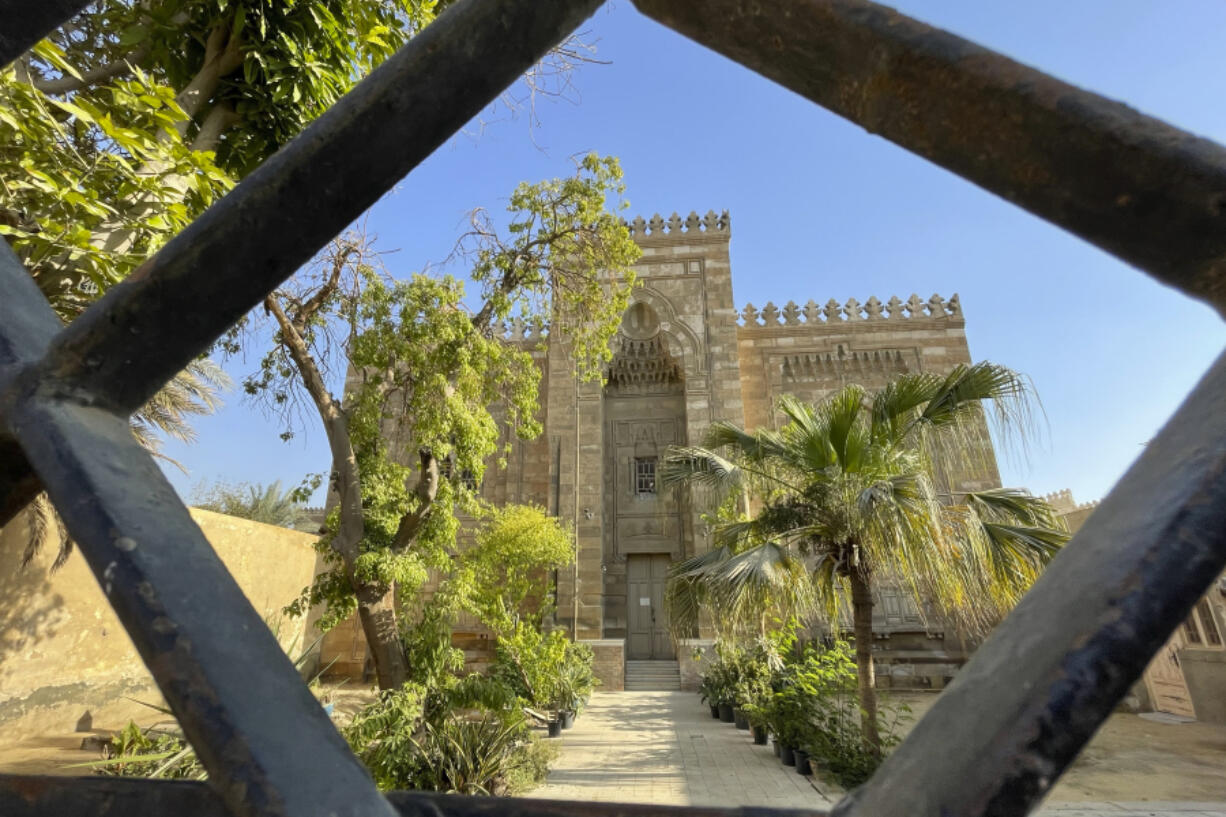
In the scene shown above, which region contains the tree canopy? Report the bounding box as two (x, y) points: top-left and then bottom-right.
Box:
(252, 154), (640, 687)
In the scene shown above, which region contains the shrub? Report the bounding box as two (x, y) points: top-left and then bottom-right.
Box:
(504, 732), (560, 794)
(490, 621), (596, 713)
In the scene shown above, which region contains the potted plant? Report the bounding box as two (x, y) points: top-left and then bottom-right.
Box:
(697, 675), (720, 719)
(794, 747), (813, 776)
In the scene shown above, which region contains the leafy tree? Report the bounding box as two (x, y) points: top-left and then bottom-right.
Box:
(192, 479), (318, 531)
(662, 364), (1069, 750)
(461, 504), (575, 635)
(2, 1), (599, 322)
(1, 0), (441, 320)
(258, 154), (639, 689)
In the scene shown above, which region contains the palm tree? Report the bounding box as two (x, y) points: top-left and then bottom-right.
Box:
(22, 358), (231, 568)
(661, 362), (1068, 750)
(192, 480), (316, 531)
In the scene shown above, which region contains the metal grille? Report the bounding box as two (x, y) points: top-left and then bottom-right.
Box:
(2, 1), (1225, 816)
(635, 458), (658, 495)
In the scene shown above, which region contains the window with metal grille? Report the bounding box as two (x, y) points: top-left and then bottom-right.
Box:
(634, 457), (657, 496)
(1195, 599), (1223, 647)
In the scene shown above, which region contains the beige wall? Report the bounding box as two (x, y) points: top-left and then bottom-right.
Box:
(0, 507), (319, 741)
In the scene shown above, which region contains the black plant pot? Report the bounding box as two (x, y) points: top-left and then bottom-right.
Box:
(780, 744), (796, 766)
(718, 703), (734, 723)
(560, 710), (575, 729)
(795, 750), (812, 776)
(752, 724), (768, 745)
(733, 709), (749, 730)
(547, 720), (562, 738)
(709, 704), (720, 719)
(772, 738), (781, 758)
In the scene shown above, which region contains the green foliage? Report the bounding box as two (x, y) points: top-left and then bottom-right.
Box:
(192, 478), (317, 530)
(276, 157), (639, 662)
(4, 0), (439, 318)
(491, 622), (595, 712)
(503, 733), (559, 795)
(804, 693), (910, 789)
(343, 682), (545, 795)
(66, 721), (204, 780)
(1, 56), (234, 320)
(663, 364), (1069, 638)
(462, 504), (575, 634)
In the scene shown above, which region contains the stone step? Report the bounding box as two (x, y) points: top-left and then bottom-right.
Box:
(624, 660), (681, 690)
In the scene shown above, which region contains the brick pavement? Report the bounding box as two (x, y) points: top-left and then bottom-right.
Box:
(532, 691), (1226, 817)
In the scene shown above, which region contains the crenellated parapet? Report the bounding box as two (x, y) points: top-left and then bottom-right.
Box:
(489, 317), (549, 343)
(738, 293), (961, 327)
(624, 209), (730, 240)
(1042, 489), (1074, 508)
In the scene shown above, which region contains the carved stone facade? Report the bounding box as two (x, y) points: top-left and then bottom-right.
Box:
(470, 209), (1001, 674)
(324, 209), (1004, 684)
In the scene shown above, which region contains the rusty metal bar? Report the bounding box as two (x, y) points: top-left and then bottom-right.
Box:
(0, 776), (829, 817)
(0, 243), (59, 526)
(37, 0), (605, 419)
(0, 250), (395, 817)
(0, 0), (603, 522)
(633, 0), (1226, 317)
(0, 0), (92, 66)
(829, 344), (1226, 817)
(0, 2), (604, 813)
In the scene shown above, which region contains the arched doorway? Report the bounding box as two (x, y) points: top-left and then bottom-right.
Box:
(601, 301), (685, 659)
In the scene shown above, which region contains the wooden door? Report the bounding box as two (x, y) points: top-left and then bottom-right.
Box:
(1144, 627), (1196, 718)
(627, 554), (674, 659)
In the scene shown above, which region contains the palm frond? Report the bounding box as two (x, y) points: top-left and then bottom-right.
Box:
(130, 358), (232, 449)
(964, 488), (1062, 528)
(660, 445), (743, 492)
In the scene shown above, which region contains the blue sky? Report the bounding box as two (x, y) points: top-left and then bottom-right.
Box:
(160, 0), (1226, 508)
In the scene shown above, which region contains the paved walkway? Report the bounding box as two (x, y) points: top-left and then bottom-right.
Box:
(534, 691), (835, 809)
(533, 692), (1226, 817)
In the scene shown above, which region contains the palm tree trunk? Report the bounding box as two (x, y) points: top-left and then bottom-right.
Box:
(849, 568), (881, 752)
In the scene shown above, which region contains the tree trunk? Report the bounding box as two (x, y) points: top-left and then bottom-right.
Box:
(265, 294), (409, 690)
(849, 567), (881, 752)
(357, 585), (407, 690)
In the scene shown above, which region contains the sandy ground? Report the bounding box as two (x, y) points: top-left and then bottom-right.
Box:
(2, 686), (1223, 804)
(892, 693), (1226, 803)
(0, 682), (376, 777)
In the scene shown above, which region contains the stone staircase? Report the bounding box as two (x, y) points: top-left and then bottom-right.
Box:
(624, 660), (681, 691)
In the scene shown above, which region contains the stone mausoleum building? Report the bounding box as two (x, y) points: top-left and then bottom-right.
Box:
(322, 209), (1005, 690)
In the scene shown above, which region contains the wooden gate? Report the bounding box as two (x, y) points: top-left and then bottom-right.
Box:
(627, 554), (674, 660)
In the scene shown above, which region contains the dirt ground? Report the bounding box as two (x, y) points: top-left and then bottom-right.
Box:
(0, 682), (376, 777)
(2, 686), (1224, 804)
(893, 693), (1226, 803)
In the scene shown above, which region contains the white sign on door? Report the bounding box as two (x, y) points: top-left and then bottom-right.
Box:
(639, 597), (651, 606)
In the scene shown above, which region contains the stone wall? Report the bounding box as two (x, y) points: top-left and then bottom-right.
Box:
(1180, 649), (1226, 723)
(584, 638), (625, 691)
(0, 507), (319, 740)
(736, 293), (1000, 494)
(678, 638), (714, 692)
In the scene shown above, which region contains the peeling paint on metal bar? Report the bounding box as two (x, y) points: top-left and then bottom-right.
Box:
(633, 0), (1226, 317)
